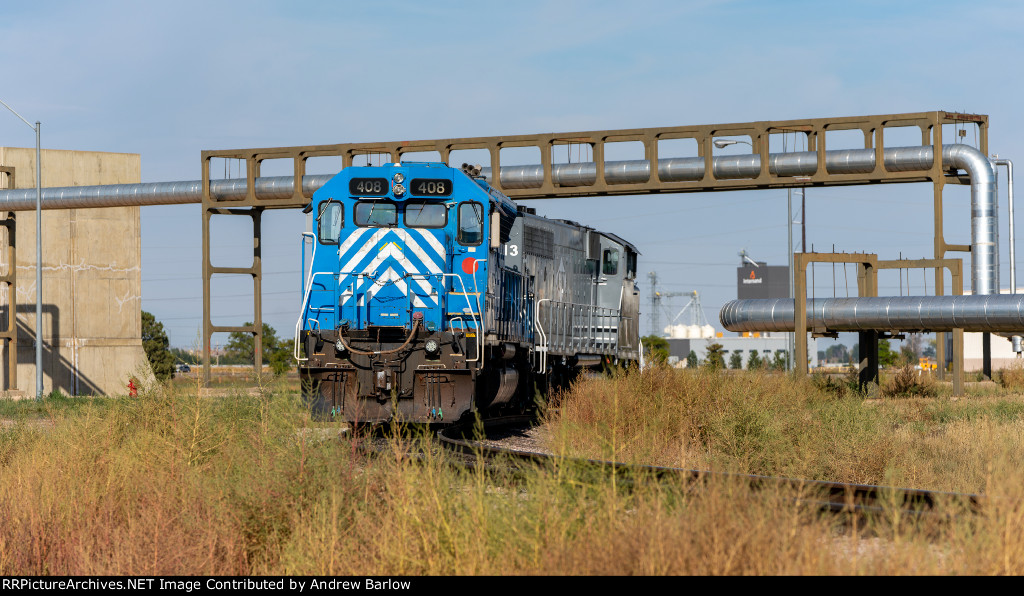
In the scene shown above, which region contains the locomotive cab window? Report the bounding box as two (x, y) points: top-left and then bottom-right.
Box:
(317, 202), (343, 244)
(404, 202), (447, 228)
(354, 201), (397, 227)
(458, 202), (483, 245)
(603, 248), (619, 275)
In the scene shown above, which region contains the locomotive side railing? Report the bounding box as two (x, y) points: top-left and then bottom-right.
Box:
(491, 268), (532, 344)
(537, 300), (620, 357)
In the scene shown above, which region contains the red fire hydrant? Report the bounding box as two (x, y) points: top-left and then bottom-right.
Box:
(128, 378), (138, 398)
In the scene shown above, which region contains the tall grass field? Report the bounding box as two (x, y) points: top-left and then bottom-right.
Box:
(2, 368), (1024, 575)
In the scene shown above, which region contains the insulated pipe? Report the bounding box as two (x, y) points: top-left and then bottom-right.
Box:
(482, 144), (998, 296)
(720, 295), (1024, 334)
(993, 158), (1021, 355)
(0, 175), (334, 210)
(0, 143), (997, 294)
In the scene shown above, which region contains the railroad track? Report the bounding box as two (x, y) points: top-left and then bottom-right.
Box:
(437, 415), (983, 516)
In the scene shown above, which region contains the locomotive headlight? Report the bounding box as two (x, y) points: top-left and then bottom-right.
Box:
(392, 173), (405, 184)
(425, 338), (440, 355)
(392, 183), (406, 197)
(335, 338), (346, 353)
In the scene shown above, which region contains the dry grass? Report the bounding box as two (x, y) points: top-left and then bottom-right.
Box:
(3, 371), (1024, 574)
(546, 365), (1024, 493)
(999, 362), (1024, 392)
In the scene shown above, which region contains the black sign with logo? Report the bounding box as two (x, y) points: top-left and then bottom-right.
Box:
(737, 263), (790, 299)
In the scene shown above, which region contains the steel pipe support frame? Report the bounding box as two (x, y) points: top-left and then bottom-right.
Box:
(786, 253), (964, 396)
(0, 111), (986, 386)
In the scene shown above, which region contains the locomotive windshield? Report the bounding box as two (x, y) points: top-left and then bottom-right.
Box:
(354, 201), (397, 227)
(404, 202), (447, 228)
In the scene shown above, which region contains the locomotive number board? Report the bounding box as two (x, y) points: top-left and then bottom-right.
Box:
(349, 178), (389, 196)
(410, 179), (452, 197)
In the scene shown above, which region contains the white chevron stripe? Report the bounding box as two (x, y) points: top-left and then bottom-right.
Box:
(341, 229), (387, 273)
(337, 227), (369, 258)
(403, 232), (444, 274)
(365, 267), (407, 301)
(413, 228), (446, 258)
(337, 228), (446, 313)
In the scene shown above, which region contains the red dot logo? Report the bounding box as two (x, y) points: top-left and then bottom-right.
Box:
(461, 258), (480, 274)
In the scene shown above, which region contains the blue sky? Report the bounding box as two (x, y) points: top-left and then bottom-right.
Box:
(0, 0), (1022, 349)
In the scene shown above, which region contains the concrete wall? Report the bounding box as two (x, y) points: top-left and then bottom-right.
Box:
(0, 147), (150, 396)
(957, 331), (1022, 372)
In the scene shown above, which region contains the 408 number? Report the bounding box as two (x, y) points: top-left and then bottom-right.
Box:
(349, 178), (388, 195)
(410, 178), (452, 196)
(356, 179), (384, 193)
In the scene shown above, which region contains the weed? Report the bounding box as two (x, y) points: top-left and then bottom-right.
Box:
(881, 365), (938, 398)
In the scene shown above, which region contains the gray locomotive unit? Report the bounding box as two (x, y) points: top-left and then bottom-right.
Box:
(295, 162), (641, 424)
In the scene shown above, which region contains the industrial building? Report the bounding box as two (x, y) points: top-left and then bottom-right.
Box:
(948, 288), (1024, 372)
(0, 147), (150, 396)
(662, 256), (818, 368)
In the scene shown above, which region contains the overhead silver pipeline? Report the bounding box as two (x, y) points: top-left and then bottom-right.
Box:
(482, 143), (998, 296)
(720, 295), (1024, 334)
(0, 143), (997, 293)
(0, 174), (334, 211)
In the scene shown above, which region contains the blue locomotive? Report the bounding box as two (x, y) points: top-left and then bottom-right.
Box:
(295, 162), (641, 423)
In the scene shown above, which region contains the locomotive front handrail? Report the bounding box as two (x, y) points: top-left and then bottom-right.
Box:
(293, 232), (319, 362)
(293, 271), (337, 361)
(442, 273), (480, 363)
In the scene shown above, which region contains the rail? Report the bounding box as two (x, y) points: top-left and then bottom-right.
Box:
(437, 416), (982, 516)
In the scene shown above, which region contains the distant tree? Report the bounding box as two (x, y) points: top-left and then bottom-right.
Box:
(729, 350), (743, 370)
(225, 322), (292, 375)
(818, 350), (826, 362)
(923, 340), (936, 358)
(704, 343), (726, 370)
(898, 344), (918, 367)
(747, 350), (763, 370)
(642, 335), (670, 364)
(686, 350), (699, 368)
(169, 347), (199, 365)
(142, 311), (175, 382)
(825, 343), (849, 363)
(878, 339), (898, 368)
(772, 350), (788, 371)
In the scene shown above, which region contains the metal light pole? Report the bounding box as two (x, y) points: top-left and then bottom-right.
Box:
(714, 138), (797, 371)
(788, 189), (795, 371)
(0, 99), (43, 399)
